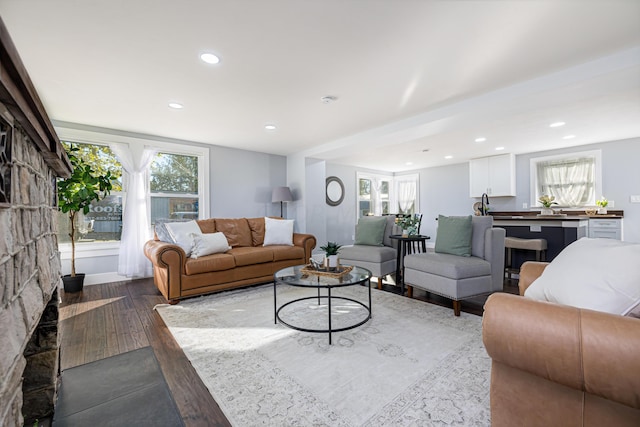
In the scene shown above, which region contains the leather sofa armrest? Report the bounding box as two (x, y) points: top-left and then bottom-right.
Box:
(483, 293), (640, 410)
(518, 261), (549, 295)
(144, 240), (187, 272)
(293, 233), (317, 261)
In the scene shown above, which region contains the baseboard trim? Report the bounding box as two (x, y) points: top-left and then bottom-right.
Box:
(83, 272), (131, 286)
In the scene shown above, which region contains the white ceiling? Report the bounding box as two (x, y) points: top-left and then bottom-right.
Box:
(1, 0), (639, 172)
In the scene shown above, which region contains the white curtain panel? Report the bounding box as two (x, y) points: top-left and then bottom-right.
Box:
(397, 181), (416, 213)
(110, 143), (157, 278)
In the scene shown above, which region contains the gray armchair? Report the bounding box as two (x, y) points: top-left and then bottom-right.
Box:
(339, 215), (402, 289)
(404, 216), (505, 316)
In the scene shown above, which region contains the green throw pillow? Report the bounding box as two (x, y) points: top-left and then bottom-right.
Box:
(435, 215), (473, 256)
(354, 216), (387, 246)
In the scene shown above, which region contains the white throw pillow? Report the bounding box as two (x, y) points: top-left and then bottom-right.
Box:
(524, 237), (640, 315)
(263, 217), (294, 246)
(164, 220), (202, 256)
(190, 232), (231, 259)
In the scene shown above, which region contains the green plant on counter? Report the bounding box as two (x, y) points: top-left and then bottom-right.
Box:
(596, 197), (608, 208)
(538, 194), (558, 208)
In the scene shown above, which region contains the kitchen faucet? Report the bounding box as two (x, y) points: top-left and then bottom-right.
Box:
(481, 193), (490, 216)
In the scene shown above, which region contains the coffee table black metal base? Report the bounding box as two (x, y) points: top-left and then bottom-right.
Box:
(273, 265), (372, 345)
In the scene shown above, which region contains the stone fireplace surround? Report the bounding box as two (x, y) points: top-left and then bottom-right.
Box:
(0, 16), (72, 426)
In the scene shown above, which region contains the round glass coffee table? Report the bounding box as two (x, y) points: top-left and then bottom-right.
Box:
(273, 265), (373, 344)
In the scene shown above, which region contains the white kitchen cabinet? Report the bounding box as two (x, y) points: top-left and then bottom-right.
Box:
(588, 218), (623, 240)
(469, 153), (516, 197)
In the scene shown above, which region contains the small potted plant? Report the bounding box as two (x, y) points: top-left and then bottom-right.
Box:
(320, 241), (342, 270)
(596, 197), (608, 215)
(396, 215), (420, 236)
(58, 146), (113, 292)
(538, 195), (558, 215)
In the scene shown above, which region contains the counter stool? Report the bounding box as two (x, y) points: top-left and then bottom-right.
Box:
(505, 237), (547, 279)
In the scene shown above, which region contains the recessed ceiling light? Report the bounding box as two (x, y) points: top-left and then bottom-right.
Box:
(265, 124), (277, 131)
(168, 102), (183, 109)
(200, 53), (220, 64)
(444, 155), (453, 159)
(405, 162), (413, 166)
(495, 146), (505, 151)
(563, 134), (576, 139)
(475, 137), (487, 143)
(549, 121), (566, 128)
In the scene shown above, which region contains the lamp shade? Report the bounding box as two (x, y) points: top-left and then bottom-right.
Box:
(272, 186), (293, 203)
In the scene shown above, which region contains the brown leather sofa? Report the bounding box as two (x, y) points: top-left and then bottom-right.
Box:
(144, 217), (316, 303)
(482, 262), (640, 427)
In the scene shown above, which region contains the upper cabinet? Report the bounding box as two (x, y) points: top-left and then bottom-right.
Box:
(469, 153), (516, 197)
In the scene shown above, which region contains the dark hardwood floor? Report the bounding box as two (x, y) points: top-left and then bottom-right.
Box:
(58, 276), (520, 425)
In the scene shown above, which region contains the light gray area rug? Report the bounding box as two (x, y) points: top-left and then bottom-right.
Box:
(156, 284), (491, 426)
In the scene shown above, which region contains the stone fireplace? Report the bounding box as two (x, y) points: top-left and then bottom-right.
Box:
(0, 16), (72, 427)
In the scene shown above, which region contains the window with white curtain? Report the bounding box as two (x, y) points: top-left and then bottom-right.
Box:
(394, 174), (419, 215)
(150, 152), (200, 223)
(356, 172), (419, 218)
(530, 150), (602, 208)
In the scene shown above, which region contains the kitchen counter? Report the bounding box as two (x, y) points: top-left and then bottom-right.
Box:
(486, 211), (622, 268)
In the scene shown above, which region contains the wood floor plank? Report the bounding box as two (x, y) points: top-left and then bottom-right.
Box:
(129, 290), (231, 427)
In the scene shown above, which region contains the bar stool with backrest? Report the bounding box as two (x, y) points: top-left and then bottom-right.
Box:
(504, 236), (547, 279)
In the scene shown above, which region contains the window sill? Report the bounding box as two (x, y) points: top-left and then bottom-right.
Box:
(58, 241), (120, 260)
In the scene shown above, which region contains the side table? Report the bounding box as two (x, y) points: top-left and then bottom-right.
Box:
(389, 234), (431, 295)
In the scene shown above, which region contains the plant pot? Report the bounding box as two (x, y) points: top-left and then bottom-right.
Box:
(62, 273), (85, 293)
(597, 207), (607, 215)
(541, 208), (554, 215)
(324, 255), (339, 270)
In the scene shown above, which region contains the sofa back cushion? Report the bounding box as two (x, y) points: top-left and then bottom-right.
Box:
(197, 218), (216, 234)
(214, 218), (252, 247)
(247, 217), (266, 246)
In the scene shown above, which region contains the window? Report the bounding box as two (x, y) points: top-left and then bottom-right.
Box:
(393, 174), (419, 215)
(356, 172), (419, 218)
(150, 152), (200, 222)
(57, 141), (123, 243)
(530, 150), (602, 208)
(357, 173), (392, 218)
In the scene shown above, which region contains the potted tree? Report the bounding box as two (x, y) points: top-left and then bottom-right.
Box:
(58, 146), (113, 292)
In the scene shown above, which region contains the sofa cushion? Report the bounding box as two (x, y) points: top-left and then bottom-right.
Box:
(339, 245), (396, 263)
(190, 232), (231, 259)
(270, 245), (305, 262)
(525, 237), (640, 316)
(355, 216), (387, 246)
(155, 218), (191, 243)
(247, 217), (266, 246)
(215, 218), (252, 247)
(164, 220), (202, 257)
(435, 215), (472, 257)
(197, 218), (216, 234)
(185, 253), (236, 275)
(263, 217), (294, 246)
(404, 252), (490, 279)
(228, 247), (274, 266)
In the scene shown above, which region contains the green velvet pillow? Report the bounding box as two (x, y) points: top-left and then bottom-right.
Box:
(354, 216), (387, 246)
(435, 215), (473, 257)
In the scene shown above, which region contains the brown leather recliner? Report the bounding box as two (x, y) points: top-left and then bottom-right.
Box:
(482, 262), (640, 427)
